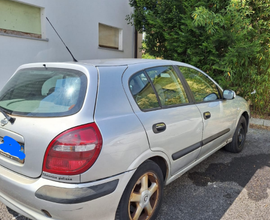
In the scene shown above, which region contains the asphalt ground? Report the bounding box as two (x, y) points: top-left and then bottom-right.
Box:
(0, 127), (270, 220)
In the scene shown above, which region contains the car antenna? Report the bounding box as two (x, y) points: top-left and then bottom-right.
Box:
(46, 17), (78, 62)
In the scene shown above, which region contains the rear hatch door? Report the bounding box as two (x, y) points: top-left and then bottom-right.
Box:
(0, 63), (97, 178)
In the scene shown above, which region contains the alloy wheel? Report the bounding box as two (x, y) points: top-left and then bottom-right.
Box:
(128, 172), (160, 220)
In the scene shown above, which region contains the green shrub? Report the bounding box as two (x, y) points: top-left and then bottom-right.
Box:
(127, 0), (270, 114)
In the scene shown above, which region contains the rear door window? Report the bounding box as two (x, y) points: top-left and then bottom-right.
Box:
(129, 66), (189, 111)
(129, 71), (160, 111)
(146, 66), (189, 107)
(0, 68), (87, 117)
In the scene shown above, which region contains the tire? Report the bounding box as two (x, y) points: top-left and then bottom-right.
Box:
(115, 160), (164, 220)
(225, 116), (247, 153)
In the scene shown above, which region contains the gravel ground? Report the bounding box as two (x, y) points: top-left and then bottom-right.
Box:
(0, 127), (269, 220)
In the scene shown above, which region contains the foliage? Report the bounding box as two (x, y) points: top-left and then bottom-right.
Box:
(142, 53), (156, 59)
(141, 41), (156, 59)
(127, 0), (270, 114)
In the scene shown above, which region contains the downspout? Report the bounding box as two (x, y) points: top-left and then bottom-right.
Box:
(134, 29), (138, 58)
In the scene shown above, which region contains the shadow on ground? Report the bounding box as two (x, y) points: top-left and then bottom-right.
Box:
(188, 153), (270, 201)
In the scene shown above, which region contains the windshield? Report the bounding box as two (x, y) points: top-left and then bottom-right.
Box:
(0, 68), (87, 117)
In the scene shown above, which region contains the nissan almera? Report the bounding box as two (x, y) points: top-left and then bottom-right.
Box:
(0, 59), (249, 220)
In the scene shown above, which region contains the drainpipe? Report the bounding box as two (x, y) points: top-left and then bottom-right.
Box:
(134, 29), (138, 58)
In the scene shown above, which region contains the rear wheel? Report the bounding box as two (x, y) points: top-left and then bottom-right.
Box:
(116, 160), (164, 220)
(225, 116), (247, 153)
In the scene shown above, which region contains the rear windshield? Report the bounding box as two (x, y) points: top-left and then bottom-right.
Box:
(0, 68), (87, 117)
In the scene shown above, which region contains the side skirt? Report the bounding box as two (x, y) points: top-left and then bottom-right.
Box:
(172, 128), (230, 161)
(166, 137), (232, 185)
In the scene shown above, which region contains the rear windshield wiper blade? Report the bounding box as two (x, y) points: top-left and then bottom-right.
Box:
(0, 106), (15, 124)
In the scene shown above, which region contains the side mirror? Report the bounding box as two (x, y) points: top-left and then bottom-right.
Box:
(223, 89), (236, 100)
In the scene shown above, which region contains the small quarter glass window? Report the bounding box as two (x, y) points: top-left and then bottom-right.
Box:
(179, 67), (221, 103)
(146, 66), (189, 107)
(129, 71), (160, 110)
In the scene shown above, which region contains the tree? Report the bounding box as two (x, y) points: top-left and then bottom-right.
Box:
(127, 0), (270, 114)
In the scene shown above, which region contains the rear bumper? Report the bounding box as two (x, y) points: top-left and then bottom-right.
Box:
(0, 165), (135, 220)
(35, 179), (119, 204)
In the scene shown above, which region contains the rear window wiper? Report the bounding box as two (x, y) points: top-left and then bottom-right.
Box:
(0, 106), (15, 124)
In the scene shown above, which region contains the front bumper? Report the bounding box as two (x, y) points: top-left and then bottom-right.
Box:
(0, 165), (135, 220)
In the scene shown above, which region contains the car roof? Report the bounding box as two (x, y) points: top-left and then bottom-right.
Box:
(76, 58), (182, 67)
(17, 58), (191, 73)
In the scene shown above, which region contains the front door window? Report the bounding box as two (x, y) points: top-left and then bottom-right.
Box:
(178, 67), (221, 103)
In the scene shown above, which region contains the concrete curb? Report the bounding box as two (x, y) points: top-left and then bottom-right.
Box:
(250, 117), (270, 127)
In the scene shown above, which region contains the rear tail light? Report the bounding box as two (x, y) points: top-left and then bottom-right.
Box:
(43, 123), (102, 175)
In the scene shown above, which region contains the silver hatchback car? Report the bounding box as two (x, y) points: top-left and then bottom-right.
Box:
(0, 59), (249, 220)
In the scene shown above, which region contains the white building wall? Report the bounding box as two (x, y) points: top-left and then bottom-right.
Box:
(0, 0), (135, 89)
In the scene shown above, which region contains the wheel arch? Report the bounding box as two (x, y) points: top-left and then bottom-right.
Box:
(241, 111), (250, 132)
(125, 150), (171, 186)
(148, 156), (169, 181)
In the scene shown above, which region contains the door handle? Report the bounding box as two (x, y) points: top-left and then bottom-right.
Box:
(203, 112), (211, 120)
(152, 122), (166, 133)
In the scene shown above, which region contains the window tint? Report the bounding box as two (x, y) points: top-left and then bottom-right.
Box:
(146, 66), (189, 106)
(0, 68), (87, 117)
(129, 71), (160, 110)
(179, 67), (221, 102)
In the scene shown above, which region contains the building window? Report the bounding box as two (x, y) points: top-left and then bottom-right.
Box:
(99, 23), (123, 50)
(0, 0), (42, 38)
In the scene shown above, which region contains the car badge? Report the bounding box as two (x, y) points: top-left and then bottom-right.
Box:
(1, 118), (8, 126)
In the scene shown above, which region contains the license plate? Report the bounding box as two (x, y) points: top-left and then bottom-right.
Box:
(0, 136), (25, 164)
